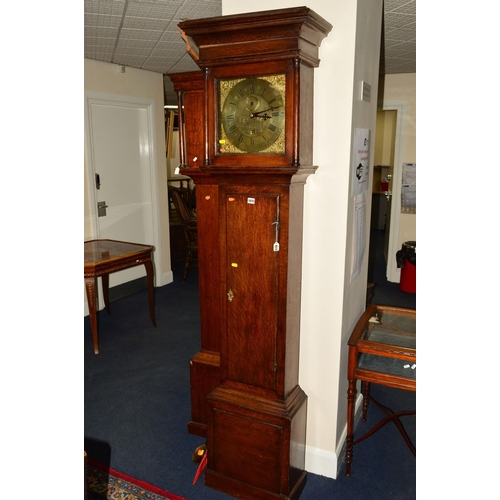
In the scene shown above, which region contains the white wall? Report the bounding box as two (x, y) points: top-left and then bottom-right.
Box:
(223, 0), (382, 478)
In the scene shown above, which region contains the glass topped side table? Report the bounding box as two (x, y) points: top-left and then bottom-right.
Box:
(345, 304), (416, 476)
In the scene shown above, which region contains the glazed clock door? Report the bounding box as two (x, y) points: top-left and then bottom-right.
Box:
(224, 192), (280, 393)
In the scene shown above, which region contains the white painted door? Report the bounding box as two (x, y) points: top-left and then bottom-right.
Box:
(85, 93), (160, 291)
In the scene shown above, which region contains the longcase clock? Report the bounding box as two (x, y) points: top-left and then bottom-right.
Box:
(178, 7), (331, 500)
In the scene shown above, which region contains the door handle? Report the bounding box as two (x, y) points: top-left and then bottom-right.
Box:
(97, 201), (108, 217)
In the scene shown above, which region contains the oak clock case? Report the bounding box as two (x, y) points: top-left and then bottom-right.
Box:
(177, 7), (332, 500)
(217, 75), (286, 155)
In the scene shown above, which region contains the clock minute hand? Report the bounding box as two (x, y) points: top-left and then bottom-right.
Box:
(252, 113), (271, 121)
(250, 106), (279, 117)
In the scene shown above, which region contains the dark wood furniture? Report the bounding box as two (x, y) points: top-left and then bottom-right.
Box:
(84, 239), (156, 354)
(346, 304), (416, 477)
(167, 175), (193, 216)
(170, 187), (198, 281)
(167, 177), (194, 264)
(167, 174), (192, 191)
(176, 8), (331, 500)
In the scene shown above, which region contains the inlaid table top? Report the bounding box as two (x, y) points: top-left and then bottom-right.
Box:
(84, 239), (154, 274)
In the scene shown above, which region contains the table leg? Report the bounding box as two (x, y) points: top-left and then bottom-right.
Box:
(362, 382), (371, 422)
(144, 259), (156, 327)
(345, 376), (356, 477)
(101, 274), (111, 314)
(85, 277), (99, 354)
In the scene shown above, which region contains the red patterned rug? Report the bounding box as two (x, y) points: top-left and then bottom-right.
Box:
(86, 459), (188, 500)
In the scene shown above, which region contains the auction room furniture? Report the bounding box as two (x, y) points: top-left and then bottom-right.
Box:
(175, 8), (331, 500)
(84, 239), (156, 354)
(167, 174), (192, 192)
(170, 188), (198, 281)
(346, 304), (416, 477)
(167, 175), (193, 210)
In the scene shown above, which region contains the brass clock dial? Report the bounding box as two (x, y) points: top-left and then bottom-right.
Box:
(218, 75), (285, 154)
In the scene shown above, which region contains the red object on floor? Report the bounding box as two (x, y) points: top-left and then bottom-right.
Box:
(400, 258), (416, 293)
(192, 452), (208, 485)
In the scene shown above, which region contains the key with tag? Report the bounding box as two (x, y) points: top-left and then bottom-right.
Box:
(272, 221), (280, 252)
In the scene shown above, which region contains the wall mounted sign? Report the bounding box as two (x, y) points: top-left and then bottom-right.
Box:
(401, 162), (416, 214)
(352, 128), (370, 196)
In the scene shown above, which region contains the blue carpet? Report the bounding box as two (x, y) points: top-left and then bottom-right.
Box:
(85, 237), (415, 499)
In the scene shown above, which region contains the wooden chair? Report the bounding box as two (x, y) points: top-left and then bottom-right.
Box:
(170, 187), (198, 281)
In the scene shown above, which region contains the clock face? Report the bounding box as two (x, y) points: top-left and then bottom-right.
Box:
(218, 75), (286, 154)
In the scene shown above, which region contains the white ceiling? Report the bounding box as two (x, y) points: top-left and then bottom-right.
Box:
(84, 0), (415, 104)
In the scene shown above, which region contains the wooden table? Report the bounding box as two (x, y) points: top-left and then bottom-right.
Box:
(346, 304), (416, 476)
(84, 239), (156, 354)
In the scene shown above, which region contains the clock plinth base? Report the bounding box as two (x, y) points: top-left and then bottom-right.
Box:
(205, 385), (307, 500)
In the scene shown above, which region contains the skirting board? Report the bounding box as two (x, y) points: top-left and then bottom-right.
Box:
(305, 392), (364, 479)
(161, 270), (174, 286)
